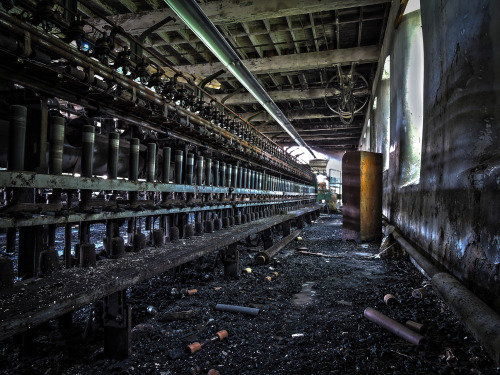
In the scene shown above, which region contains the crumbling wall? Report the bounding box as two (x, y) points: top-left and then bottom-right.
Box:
(382, 1), (500, 310)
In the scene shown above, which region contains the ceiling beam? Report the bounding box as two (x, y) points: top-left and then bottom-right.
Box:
(173, 45), (380, 77)
(214, 87), (370, 106)
(257, 123), (362, 132)
(279, 139), (360, 147)
(244, 109), (365, 122)
(187, 49), (378, 77)
(87, 0), (391, 35)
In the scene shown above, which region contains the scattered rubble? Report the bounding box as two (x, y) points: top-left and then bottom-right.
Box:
(0, 213), (498, 374)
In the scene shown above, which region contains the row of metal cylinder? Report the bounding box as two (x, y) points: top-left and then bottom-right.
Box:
(6, 105), (314, 193)
(0, 10), (311, 180)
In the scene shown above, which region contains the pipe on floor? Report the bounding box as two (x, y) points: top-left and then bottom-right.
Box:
(255, 228), (302, 265)
(384, 220), (500, 364)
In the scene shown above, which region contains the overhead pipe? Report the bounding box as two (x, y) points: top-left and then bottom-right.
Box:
(164, 0), (316, 159)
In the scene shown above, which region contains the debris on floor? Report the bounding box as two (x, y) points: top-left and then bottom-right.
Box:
(0, 214), (498, 374)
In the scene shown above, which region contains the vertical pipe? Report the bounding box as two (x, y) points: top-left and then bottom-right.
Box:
(213, 160), (219, 187)
(175, 150), (183, 184)
(147, 143), (157, 182)
(241, 168), (247, 189)
(162, 147), (171, 183)
(232, 164), (238, 188)
(226, 164), (232, 188)
(247, 170), (251, 189)
(237, 165), (243, 188)
(205, 158), (212, 186)
(107, 132), (119, 180)
(186, 153), (194, 185)
(220, 162), (226, 187)
(196, 156), (204, 185)
(49, 116), (65, 175)
(81, 125), (95, 178)
(8, 105), (27, 171)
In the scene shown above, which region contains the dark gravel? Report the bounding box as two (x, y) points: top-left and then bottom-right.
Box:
(1, 213), (499, 375)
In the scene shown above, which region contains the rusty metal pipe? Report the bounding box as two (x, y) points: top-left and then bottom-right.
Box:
(364, 307), (426, 346)
(255, 229), (301, 265)
(431, 273), (500, 364)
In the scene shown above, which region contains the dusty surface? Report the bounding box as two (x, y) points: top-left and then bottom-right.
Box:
(1, 213), (499, 374)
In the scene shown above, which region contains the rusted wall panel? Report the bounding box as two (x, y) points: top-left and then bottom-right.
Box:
(342, 151), (382, 242)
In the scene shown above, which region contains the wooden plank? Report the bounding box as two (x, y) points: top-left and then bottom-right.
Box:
(173, 46), (380, 77)
(0, 205), (322, 342)
(86, 0), (391, 36)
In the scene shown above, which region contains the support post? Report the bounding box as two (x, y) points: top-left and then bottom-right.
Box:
(224, 242), (239, 279)
(103, 290), (131, 360)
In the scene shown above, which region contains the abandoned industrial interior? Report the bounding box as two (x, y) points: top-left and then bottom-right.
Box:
(0, 0), (499, 373)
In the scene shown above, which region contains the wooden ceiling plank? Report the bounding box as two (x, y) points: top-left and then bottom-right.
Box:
(86, 0), (391, 36)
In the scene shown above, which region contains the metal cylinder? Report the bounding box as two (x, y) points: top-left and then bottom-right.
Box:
(220, 162), (226, 187)
(49, 116), (65, 175)
(226, 164), (232, 188)
(405, 320), (427, 334)
(246, 169), (251, 189)
(213, 160), (219, 186)
(237, 165), (243, 188)
(186, 153), (194, 185)
(8, 105), (27, 171)
(205, 158), (212, 186)
(241, 168), (247, 189)
(80, 243), (96, 267)
(215, 304), (259, 316)
(196, 156), (204, 185)
(107, 132), (119, 179)
(128, 138), (140, 181)
(147, 143), (157, 182)
(81, 125), (95, 178)
(251, 170), (255, 189)
(232, 164), (238, 188)
(258, 172), (263, 190)
(175, 150), (183, 184)
(364, 307), (426, 345)
(162, 147), (171, 183)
